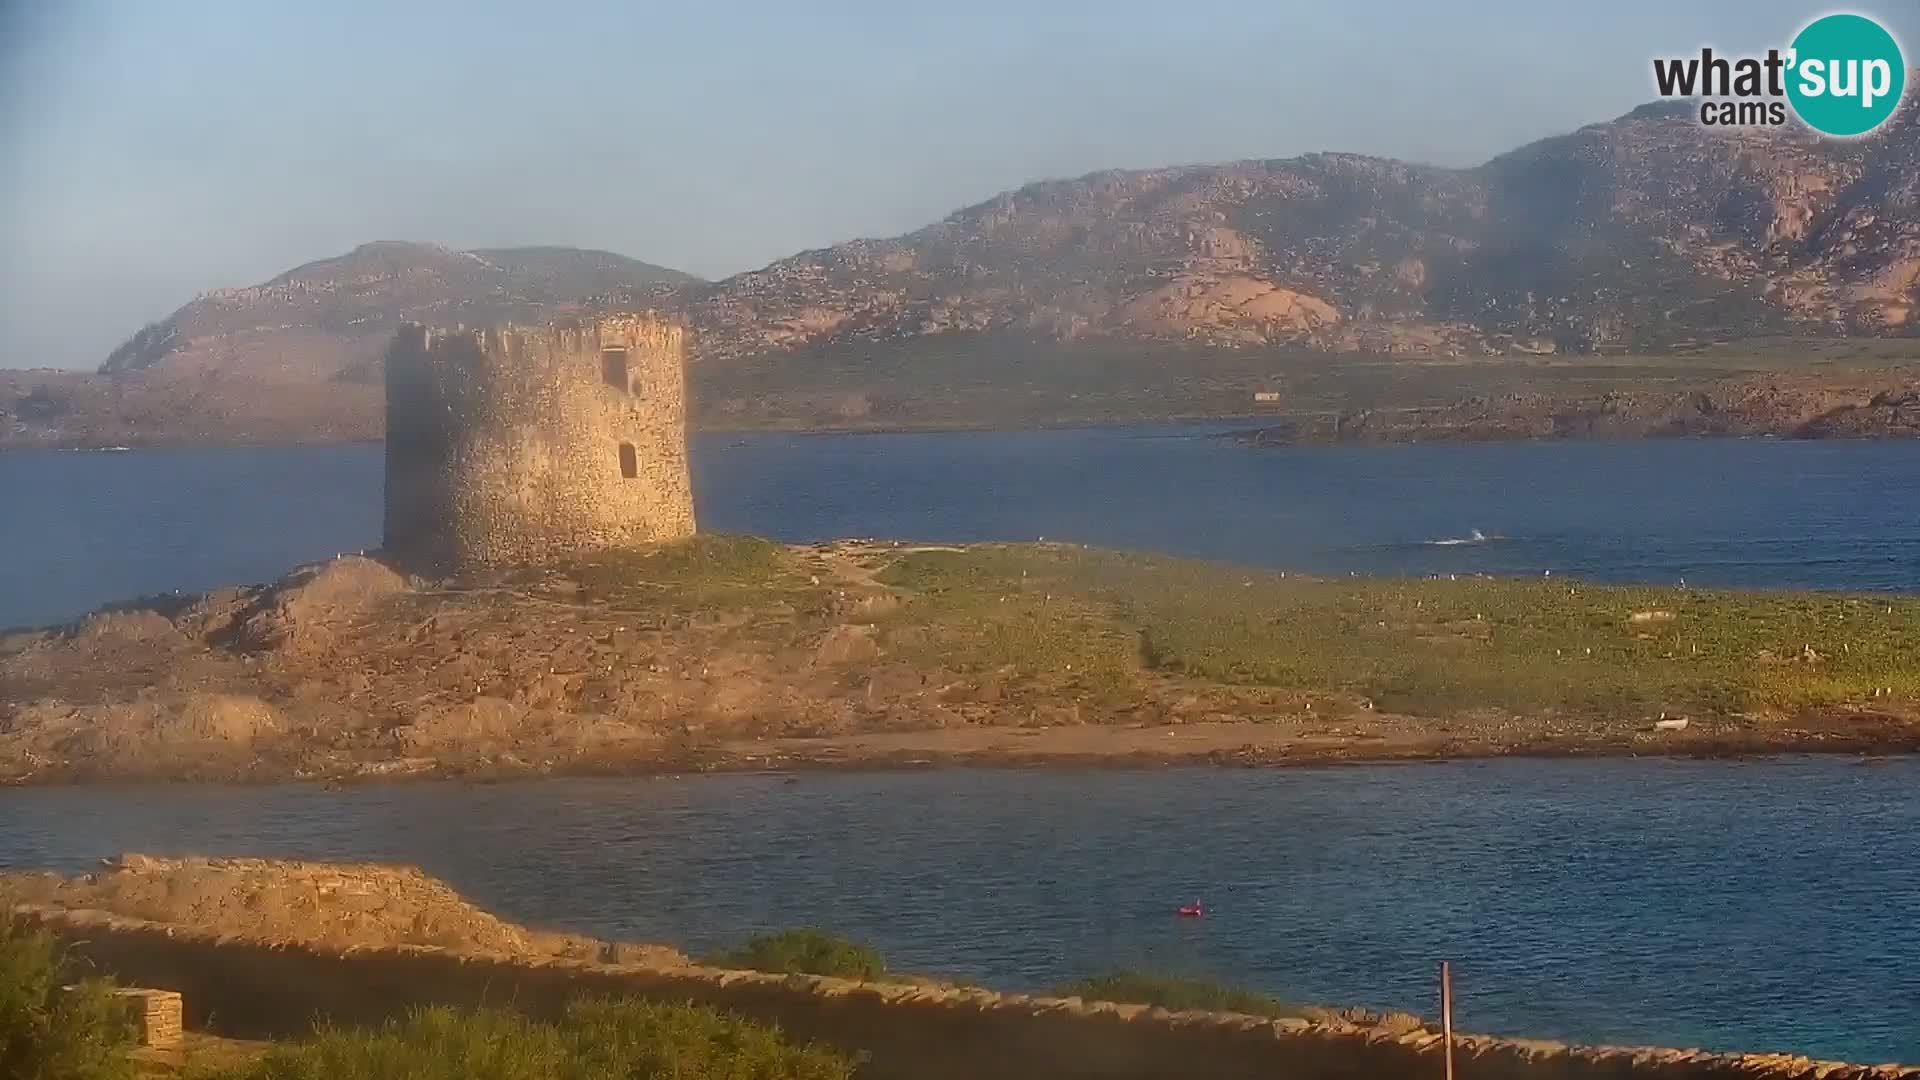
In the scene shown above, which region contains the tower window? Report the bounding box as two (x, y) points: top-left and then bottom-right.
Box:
(618, 442), (638, 479)
(601, 348), (629, 392)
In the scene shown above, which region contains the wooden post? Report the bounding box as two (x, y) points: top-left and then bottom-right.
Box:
(1441, 961), (1455, 1080)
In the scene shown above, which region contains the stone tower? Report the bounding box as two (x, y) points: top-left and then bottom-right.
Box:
(383, 314), (695, 573)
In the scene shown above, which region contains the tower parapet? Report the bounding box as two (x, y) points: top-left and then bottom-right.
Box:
(383, 314), (695, 573)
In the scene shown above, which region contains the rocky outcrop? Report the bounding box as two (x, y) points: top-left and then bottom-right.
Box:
(1, 855), (685, 965)
(223, 556), (409, 654)
(1115, 275), (1342, 342)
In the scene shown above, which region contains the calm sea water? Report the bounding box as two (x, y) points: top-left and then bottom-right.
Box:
(5, 432), (1920, 1061)
(3, 429), (1919, 628)
(2, 761), (1918, 1062)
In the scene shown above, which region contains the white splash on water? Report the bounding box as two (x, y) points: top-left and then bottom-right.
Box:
(1425, 528), (1494, 547)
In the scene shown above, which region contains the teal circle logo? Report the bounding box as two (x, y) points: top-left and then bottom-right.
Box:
(1786, 14), (1905, 136)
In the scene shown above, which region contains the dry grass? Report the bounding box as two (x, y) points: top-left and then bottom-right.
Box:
(880, 544), (1920, 720)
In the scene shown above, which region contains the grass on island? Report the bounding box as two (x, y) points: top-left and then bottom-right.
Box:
(504, 534), (816, 616)
(709, 929), (888, 980)
(877, 544), (1920, 720)
(463, 533), (843, 637)
(499, 532), (1920, 723)
(189, 1000), (851, 1080)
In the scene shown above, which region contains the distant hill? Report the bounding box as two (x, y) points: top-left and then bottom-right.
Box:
(103, 98), (1920, 383)
(684, 92), (1920, 362)
(99, 242), (697, 381)
(41, 93), (1920, 447)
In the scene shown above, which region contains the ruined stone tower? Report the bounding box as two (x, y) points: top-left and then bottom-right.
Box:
(383, 314), (695, 573)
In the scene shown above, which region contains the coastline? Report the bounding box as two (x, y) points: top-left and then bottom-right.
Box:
(8, 411), (1920, 452)
(16, 859), (1919, 1075)
(12, 725), (1917, 788)
(692, 724), (1920, 773)
(8, 349), (1920, 450)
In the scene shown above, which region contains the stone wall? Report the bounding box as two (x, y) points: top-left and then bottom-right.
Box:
(15, 905), (1914, 1080)
(384, 315), (695, 573)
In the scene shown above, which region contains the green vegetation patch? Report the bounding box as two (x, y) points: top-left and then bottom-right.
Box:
(198, 999), (851, 1080)
(881, 544), (1920, 720)
(881, 548), (1141, 700)
(526, 534), (823, 616)
(0, 918), (133, 1080)
(710, 929), (887, 980)
(1054, 971), (1302, 1018)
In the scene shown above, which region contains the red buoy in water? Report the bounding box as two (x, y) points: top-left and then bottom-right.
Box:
(1177, 901), (1204, 917)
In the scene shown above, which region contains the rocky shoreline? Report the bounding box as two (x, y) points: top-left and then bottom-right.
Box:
(9, 857), (1918, 1075)
(9, 360), (1920, 451)
(1231, 373), (1920, 446)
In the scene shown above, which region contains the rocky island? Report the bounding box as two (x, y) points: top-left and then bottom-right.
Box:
(6, 535), (1919, 784)
(5, 313), (1919, 785)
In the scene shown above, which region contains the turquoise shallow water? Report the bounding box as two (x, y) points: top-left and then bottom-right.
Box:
(2, 760), (1917, 1063)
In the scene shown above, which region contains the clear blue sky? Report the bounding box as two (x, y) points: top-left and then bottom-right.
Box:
(2, 1), (1914, 369)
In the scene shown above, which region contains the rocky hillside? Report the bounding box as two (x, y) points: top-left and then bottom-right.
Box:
(686, 97), (1920, 361)
(100, 242), (696, 382)
(45, 93), (1920, 446)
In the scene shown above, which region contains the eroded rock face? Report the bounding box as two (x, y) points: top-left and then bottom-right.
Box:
(157, 693), (282, 745)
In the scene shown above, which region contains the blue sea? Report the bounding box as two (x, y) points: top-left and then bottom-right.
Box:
(4, 428), (1918, 629)
(2, 762), (1918, 1062)
(3, 429), (1920, 1061)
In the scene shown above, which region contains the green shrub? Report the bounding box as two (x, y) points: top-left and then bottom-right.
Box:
(203, 998), (851, 1080)
(711, 929), (887, 980)
(1053, 970), (1301, 1018)
(0, 918), (134, 1080)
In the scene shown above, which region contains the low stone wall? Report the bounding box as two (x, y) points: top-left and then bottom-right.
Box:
(16, 904), (1914, 1080)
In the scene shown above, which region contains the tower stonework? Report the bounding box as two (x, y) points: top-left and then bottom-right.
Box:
(383, 314), (695, 573)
